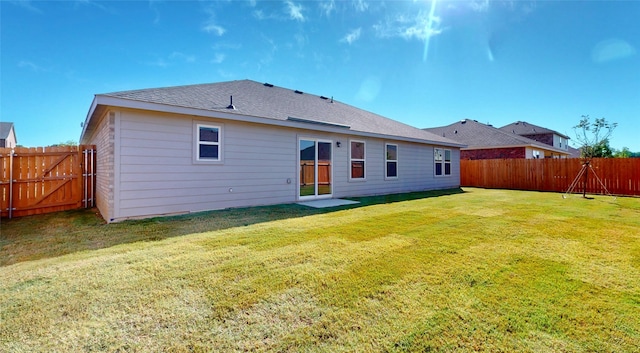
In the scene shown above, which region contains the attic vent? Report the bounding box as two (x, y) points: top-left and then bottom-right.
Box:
(294, 90), (303, 94)
(227, 95), (235, 110)
(454, 130), (458, 134)
(320, 96), (329, 100)
(264, 83), (274, 87)
(461, 120), (467, 124)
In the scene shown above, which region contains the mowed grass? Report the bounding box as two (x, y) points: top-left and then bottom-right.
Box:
(1, 188), (639, 352)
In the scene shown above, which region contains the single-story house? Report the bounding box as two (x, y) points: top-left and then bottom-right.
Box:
(499, 121), (571, 154)
(0, 122), (17, 148)
(424, 119), (570, 160)
(80, 80), (464, 222)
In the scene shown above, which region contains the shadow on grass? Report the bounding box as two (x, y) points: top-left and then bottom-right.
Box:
(0, 188), (464, 267)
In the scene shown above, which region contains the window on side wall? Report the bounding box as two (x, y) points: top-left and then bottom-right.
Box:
(196, 124), (222, 162)
(385, 143), (398, 179)
(532, 150), (541, 159)
(435, 148), (451, 176)
(350, 140), (366, 180)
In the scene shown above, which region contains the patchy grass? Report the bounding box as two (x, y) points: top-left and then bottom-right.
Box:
(1, 188), (639, 352)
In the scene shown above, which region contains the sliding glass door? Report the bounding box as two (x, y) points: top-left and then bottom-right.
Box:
(299, 139), (332, 200)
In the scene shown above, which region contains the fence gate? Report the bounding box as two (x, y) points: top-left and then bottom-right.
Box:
(1, 145), (96, 218)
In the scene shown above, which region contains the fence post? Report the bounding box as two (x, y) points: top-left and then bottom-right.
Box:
(8, 149), (14, 219)
(83, 147), (88, 209)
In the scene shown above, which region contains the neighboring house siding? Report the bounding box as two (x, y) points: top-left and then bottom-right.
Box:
(553, 134), (568, 151)
(521, 133), (553, 147)
(83, 111), (115, 220)
(461, 147), (525, 160)
(1, 129), (17, 148)
(106, 109), (460, 221)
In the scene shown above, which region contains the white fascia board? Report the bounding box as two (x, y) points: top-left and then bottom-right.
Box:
(79, 96), (99, 143)
(90, 95), (467, 148)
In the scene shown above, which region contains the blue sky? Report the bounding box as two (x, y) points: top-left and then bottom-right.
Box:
(2, 0), (639, 150)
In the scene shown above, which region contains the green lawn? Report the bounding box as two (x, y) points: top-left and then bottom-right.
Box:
(1, 188), (639, 352)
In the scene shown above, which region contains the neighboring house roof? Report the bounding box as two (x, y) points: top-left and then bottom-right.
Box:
(81, 79), (464, 147)
(568, 146), (582, 158)
(423, 119), (569, 154)
(500, 121), (570, 139)
(0, 122), (15, 140)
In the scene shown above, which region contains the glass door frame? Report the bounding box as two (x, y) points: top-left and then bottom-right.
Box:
(298, 137), (333, 201)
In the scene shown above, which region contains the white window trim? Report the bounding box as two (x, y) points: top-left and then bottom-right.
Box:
(435, 147), (452, 177)
(349, 139), (366, 181)
(194, 123), (223, 164)
(385, 143), (399, 180)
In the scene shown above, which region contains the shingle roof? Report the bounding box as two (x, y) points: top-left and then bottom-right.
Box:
(500, 121), (570, 139)
(424, 119), (568, 153)
(0, 122), (14, 139)
(95, 79), (462, 146)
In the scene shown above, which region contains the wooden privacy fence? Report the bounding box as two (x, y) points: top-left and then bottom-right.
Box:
(461, 158), (640, 196)
(300, 160), (331, 186)
(1, 145), (96, 218)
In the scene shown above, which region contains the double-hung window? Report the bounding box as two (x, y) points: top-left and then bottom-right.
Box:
(435, 148), (451, 176)
(350, 140), (366, 180)
(196, 124), (222, 161)
(385, 143), (398, 179)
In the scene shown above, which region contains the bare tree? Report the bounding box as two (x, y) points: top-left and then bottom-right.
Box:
(573, 115), (617, 159)
(572, 115), (617, 197)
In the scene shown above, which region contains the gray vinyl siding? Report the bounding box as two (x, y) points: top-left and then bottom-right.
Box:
(115, 110), (297, 220)
(332, 141), (460, 198)
(108, 109), (460, 222)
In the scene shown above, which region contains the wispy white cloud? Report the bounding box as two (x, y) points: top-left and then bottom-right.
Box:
(212, 42), (242, 51)
(353, 0), (368, 12)
(469, 0), (490, 13)
(74, 0), (112, 13)
(373, 10), (441, 41)
(10, 0), (42, 13)
(148, 0), (161, 24)
(294, 33), (307, 48)
(340, 28), (362, 45)
(355, 76), (381, 102)
(201, 6), (226, 35)
(147, 52), (196, 67)
(259, 35), (278, 67)
(592, 39), (637, 63)
(170, 52), (196, 63)
(211, 53), (226, 64)
(319, 0), (336, 17)
(203, 23), (226, 36)
(18, 60), (47, 71)
(148, 58), (169, 68)
(252, 9), (266, 20)
(285, 1), (305, 22)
